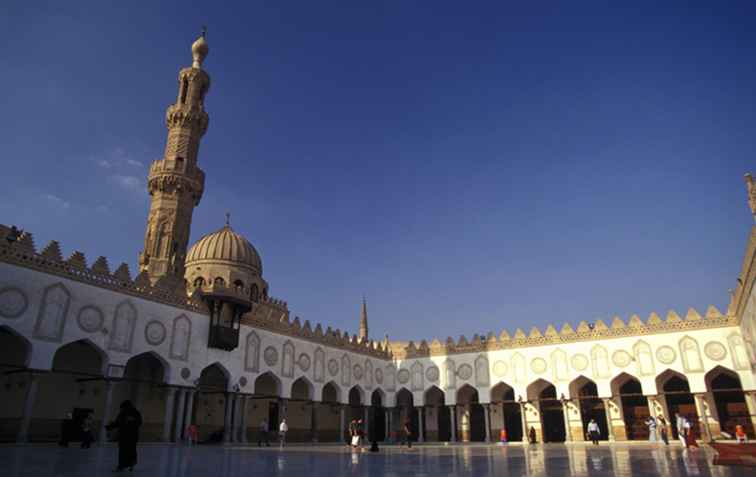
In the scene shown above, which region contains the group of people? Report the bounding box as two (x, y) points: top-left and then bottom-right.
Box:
(348, 419), (366, 449)
(644, 414), (697, 448)
(257, 418), (289, 447)
(58, 411), (95, 449)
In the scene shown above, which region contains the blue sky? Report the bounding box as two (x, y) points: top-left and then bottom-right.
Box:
(1, 1), (754, 342)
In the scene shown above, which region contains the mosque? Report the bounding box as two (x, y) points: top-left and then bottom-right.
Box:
(1, 33), (755, 446)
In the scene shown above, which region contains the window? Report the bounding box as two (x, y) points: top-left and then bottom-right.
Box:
(233, 280), (244, 292)
(193, 277), (205, 288)
(180, 78), (189, 104)
(214, 277), (225, 287)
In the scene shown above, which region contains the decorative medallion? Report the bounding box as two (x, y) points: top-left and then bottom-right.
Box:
(612, 350), (632, 368)
(239, 376), (248, 387)
(375, 368), (383, 384)
(181, 367), (191, 380)
(298, 353), (311, 372)
(353, 364), (364, 380)
(656, 346), (677, 365)
(530, 358), (547, 374)
(397, 369), (410, 384)
(704, 341), (727, 361)
(570, 354), (589, 372)
(457, 364), (473, 380)
(263, 346), (278, 367)
(492, 360), (508, 378)
(144, 320), (167, 346)
(0, 287), (28, 319)
(77, 306), (104, 333)
(426, 365), (440, 382)
(328, 359), (339, 377)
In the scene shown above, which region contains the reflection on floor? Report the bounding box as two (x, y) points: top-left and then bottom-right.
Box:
(0, 443), (752, 476)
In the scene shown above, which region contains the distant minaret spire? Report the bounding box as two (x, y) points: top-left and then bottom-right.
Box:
(359, 296), (369, 341)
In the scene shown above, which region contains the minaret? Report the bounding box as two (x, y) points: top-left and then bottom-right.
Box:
(359, 297), (369, 341)
(139, 31), (210, 286)
(745, 173), (756, 222)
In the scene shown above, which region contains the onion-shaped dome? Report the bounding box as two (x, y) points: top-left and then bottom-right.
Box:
(191, 32), (209, 68)
(185, 222), (262, 276)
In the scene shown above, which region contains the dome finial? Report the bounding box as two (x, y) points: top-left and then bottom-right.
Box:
(225, 212), (231, 227)
(191, 27), (209, 69)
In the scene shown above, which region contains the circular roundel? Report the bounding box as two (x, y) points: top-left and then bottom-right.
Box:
(263, 346), (278, 367)
(77, 306), (104, 333)
(426, 365), (440, 382)
(397, 369), (410, 384)
(239, 376), (248, 387)
(298, 353), (311, 372)
(0, 287), (28, 319)
(612, 350), (632, 368)
(353, 364), (364, 380)
(145, 320), (167, 346)
(704, 341), (727, 361)
(181, 367), (191, 380)
(457, 364), (473, 380)
(570, 354), (589, 372)
(530, 358), (547, 374)
(375, 368), (383, 384)
(493, 360), (508, 378)
(328, 359), (339, 377)
(656, 346), (677, 365)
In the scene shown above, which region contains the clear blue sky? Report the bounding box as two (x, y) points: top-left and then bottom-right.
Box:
(1, 1), (754, 342)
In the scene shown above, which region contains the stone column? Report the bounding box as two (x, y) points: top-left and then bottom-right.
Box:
(162, 387), (177, 442)
(364, 406), (370, 441)
(385, 409), (391, 442)
(311, 402), (318, 442)
(744, 392), (756, 435)
(339, 406), (346, 443)
(519, 402), (529, 444)
(183, 390), (196, 440)
(16, 373), (40, 443)
(173, 389), (187, 443)
(98, 379), (116, 445)
(240, 395), (248, 443)
(449, 405), (457, 442)
(483, 404), (491, 442)
(416, 407), (424, 443)
(223, 393), (234, 443)
(693, 393), (712, 443)
(601, 398), (615, 442)
(561, 400), (572, 442)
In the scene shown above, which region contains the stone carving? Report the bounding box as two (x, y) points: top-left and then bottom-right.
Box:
(76, 306), (104, 333)
(444, 358), (456, 389)
(108, 300), (136, 352)
(375, 367), (383, 384)
(397, 368), (410, 384)
(492, 360), (507, 377)
(385, 365), (396, 391)
(328, 359), (339, 377)
(457, 364), (473, 380)
(145, 320), (167, 346)
(245, 332), (260, 372)
(727, 333), (750, 370)
(633, 340), (655, 376)
(34, 283), (71, 342)
(511, 353), (526, 383)
(411, 361), (424, 391)
(264, 346), (278, 367)
(426, 365), (440, 382)
(656, 346), (676, 364)
(591, 345), (610, 379)
(474, 355), (490, 386)
(612, 350), (632, 368)
(530, 358), (547, 374)
(0, 287), (28, 318)
(704, 341), (727, 361)
(550, 349), (568, 382)
(570, 354), (588, 372)
(353, 364), (363, 380)
(170, 315), (191, 361)
(341, 354), (351, 386)
(679, 336), (703, 372)
(282, 341), (295, 378)
(314, 348), (325, 382)
(364, 360), (374, 388)
(298, 353), (311, 372)
(181, 367), (191, 380)
(239, 376), (248, 387)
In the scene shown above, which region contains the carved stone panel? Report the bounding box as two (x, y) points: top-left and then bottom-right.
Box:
(475, 355), (490, 386)
(328, 359), (339, 377)
(591, 345), (610, 379)
(314, 348), (326, 382)
(493, 360), (508, 377)
(0, 287), (28, 319)
(656, 346), (677, 365)
(145, 320), (167, 346)
(570, 354), (588, 372)
(364, 360), (374, 388)
(511, 353), (526, 383)
(264, 346), (278, 367)
(76, 306), (104, 333)
(530, 358), (547, 374)
(426, 365), (440, 382)
(108, 300), (136, 352)
(341, 354), (351, 386)
(457, 364), (473, 381)
(375, 367), (384, 385)
(633, 340), (655, 376)
(411, 361), (424, 391)
(679, 336), (703, 372)
(282, 341), (295, 378)
(612, 350), (632, 368)
(298, 353), (311, 372)
(397, 368), (410, 384)
(353, 364), (364, 381)
(550, 349), (568, 382)
(444, 359), (456, 390)
(727, 333), (750, 370)
(704, 341), (727, 361)
(245, 332), (260, 372)
(170, 315), (191, 361)
(34, 283), (71, 342)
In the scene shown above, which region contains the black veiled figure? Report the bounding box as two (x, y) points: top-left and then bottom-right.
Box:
(106, 400), (143, 471)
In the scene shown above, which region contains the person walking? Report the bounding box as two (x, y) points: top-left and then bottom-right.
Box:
(658, 416), (669, 445)
(349, 419), (357, 448)
(683, 415), (698, 448)
(402, 420), (412, 449)
(357, 419), (365, 449)
(529, 426), (537, 444)
(675, 413), (687, 447)
(279, 419), (288, 447)
(587, 419), (600, 445)
(645, 416), (657, 442)
(258, 419), (270, 447)
(80, 412), (94, 449)
(186, 424), (198, 446)
(106, 400), (143, 472)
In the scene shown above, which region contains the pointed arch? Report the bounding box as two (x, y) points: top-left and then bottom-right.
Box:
(0, 325), (32, 368)
(52, 338), (108, 376)
(456, 383), (480, 404)
(169, 314), (191, 361)
(490, 381), (515, 402)
(656, 368), (690, 393)
(348, 385), (365, 405)
(395, 387), (414, 407)
(632, 340), (655, 377)
(282, 340), (295, 378)
(322, 380), (341, 403)
(591, 345), (610, 379)
(610, 372), (643, 396)
(424, 385), (446, 406)
(33, 282), (71, 342)
(124, 351), (169, 384)
(704, 365), (741, 390)
(371, 388), (386, 407)
(527, 378), (556, 400)
(198, 362), (231, 391)
(679, 335), (703, 372)
(254, 371), (281, 397)
(410, 361), (424, 391)
(568, 375), (597, 398)
(474, 354), (490, 386)
(291, 376), (314, 401)
(244, 331), (260, 372)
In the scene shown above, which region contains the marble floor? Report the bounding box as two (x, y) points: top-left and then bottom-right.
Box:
(0, 443), (752, 476)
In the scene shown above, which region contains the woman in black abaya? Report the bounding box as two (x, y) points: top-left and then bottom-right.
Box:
(106, 400), (143, 472)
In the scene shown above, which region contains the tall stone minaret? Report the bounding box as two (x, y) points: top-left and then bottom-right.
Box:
(359, 297), (369, 341)
(139, 31), (210, 286)
(746, 173), (756, 222)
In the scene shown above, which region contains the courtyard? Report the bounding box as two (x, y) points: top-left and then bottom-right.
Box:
(0, 443), (751, 477)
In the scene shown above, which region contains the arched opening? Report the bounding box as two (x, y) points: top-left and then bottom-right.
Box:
(122, 352), (168, 441)
(706, 367), (754, 439)
(611, 373), (649, 440)
(657, 370), (699, 441)
(250, 372), (281, 440)
(233, 280), (244, 292)
(315, 382), (341, 442)
(287, 377), (314, 442)
(527, 379), (565, 443)
(457, 384), (485, 442)
(569, 376), (607, 442)
(491, 381), (522, 442)
(193, 277), (205, 289)
(370, 389), (386, 442)
(193, 363), (229, 442)
(180, 77), (189, 104)
(394, 388), (416, 442)
(250, 284), (259, 302)
(0, 327), (32, 442)
(213, 277), (225, 287)
(347, 385), (365, 432)
(424, 386), (449, 442)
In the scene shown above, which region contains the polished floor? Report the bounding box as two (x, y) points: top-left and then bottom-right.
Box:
(0, 442), (752, 476)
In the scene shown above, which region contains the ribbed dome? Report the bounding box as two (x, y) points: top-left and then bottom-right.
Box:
(185, 224), (262, 274)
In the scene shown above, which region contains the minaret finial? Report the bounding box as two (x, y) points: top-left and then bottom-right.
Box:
(201, 25), (207, 38)
(191, 28), (210, 69)
(225, 212), (230, 226)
